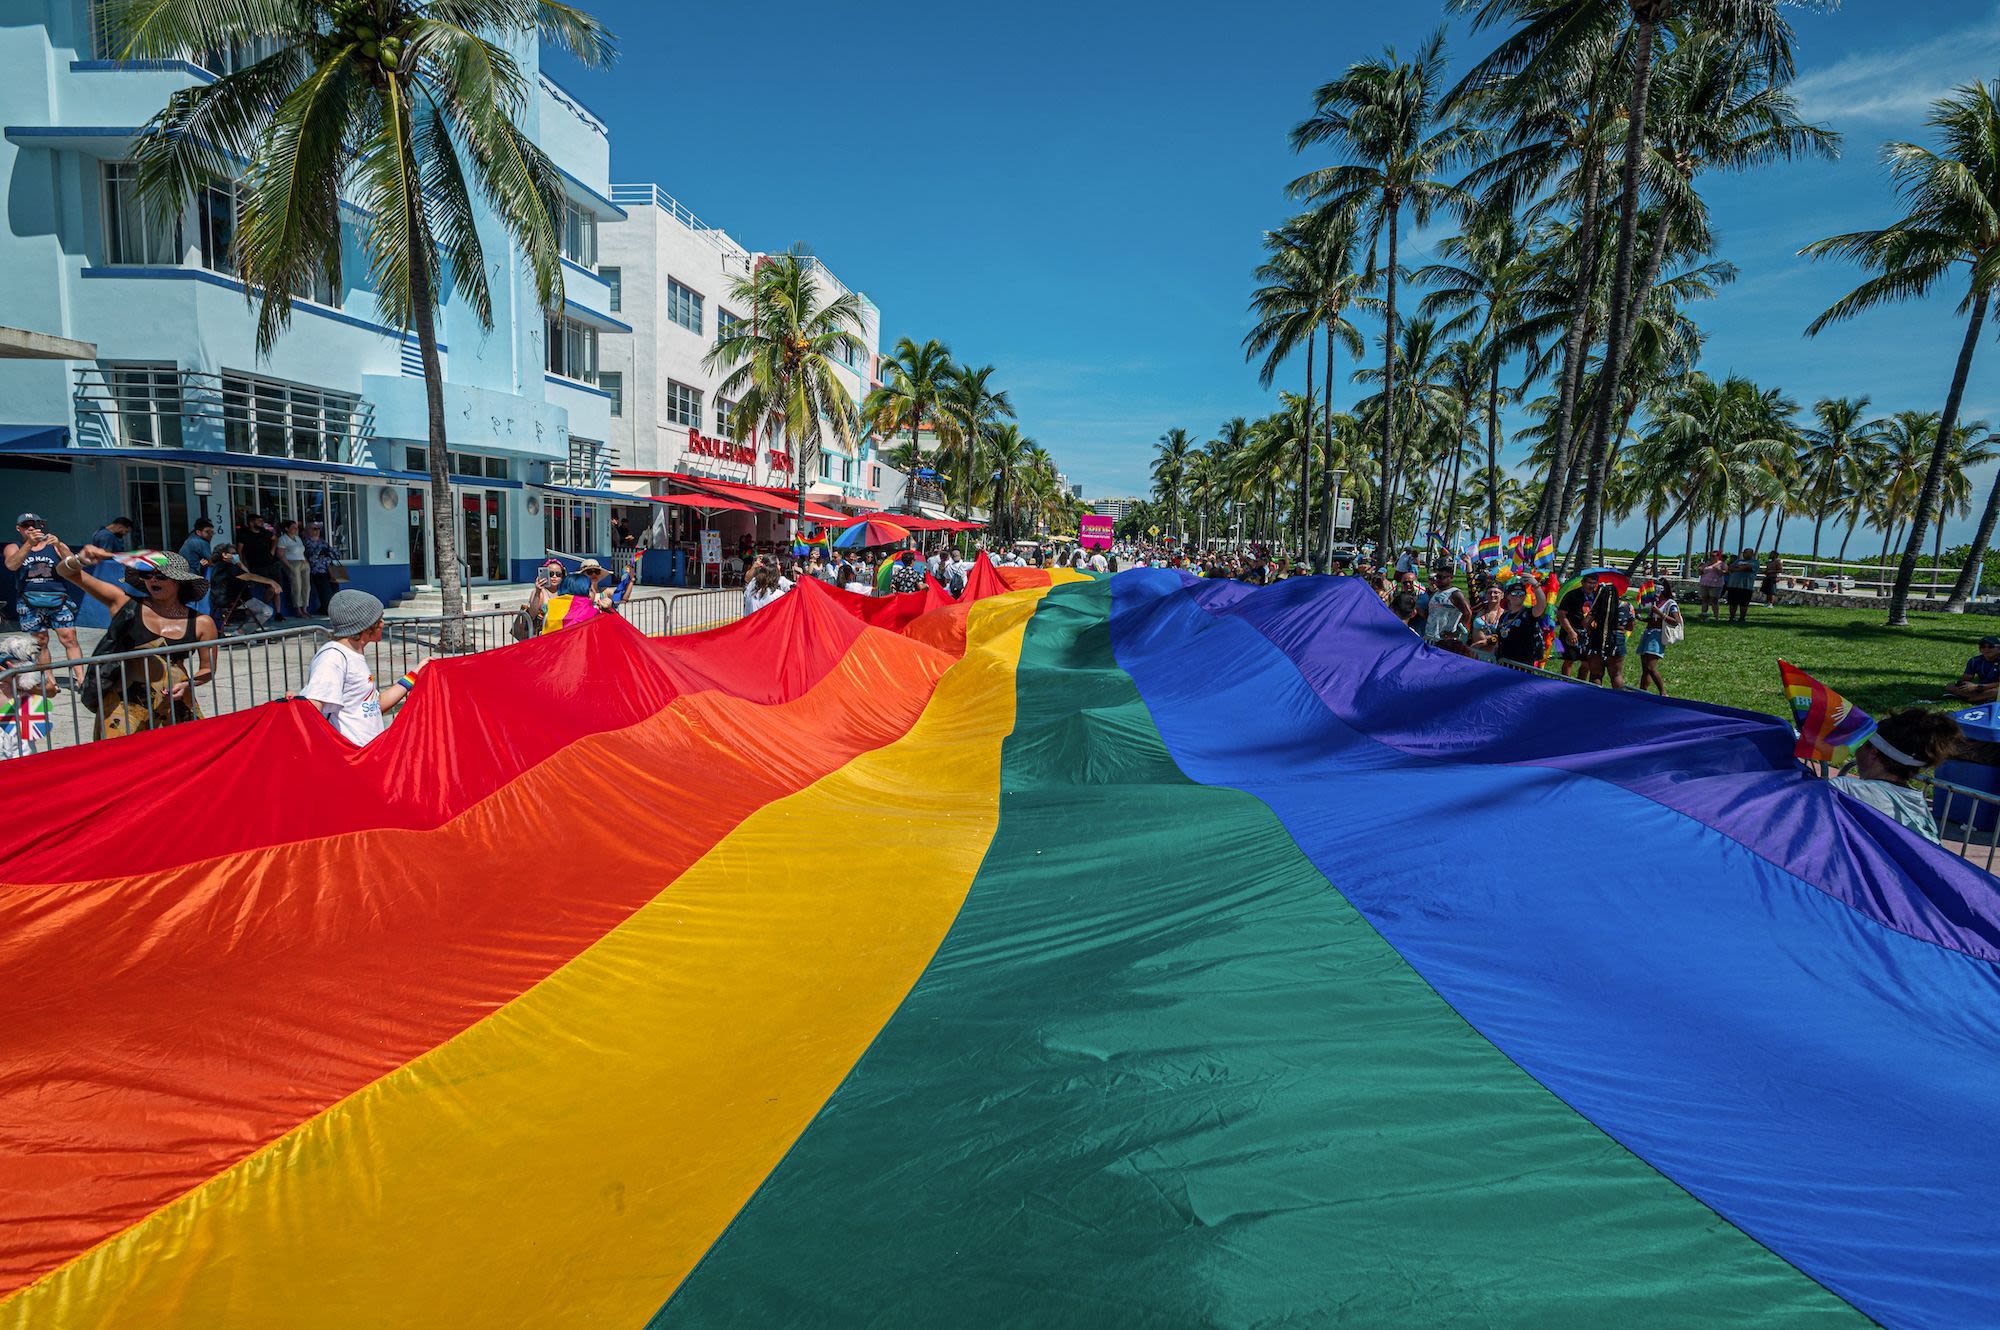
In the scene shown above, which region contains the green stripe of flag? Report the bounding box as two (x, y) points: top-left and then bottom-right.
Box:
(658, 578), (1860, 1327)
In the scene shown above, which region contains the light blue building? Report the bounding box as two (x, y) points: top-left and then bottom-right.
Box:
(0, 4), (630, 619)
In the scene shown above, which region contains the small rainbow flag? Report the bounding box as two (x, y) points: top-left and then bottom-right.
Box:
(1779, 661), (1876, 763)
(1532, 536), (1555, 571)
(539, 594), (602, 636)
(1631, 578), (1658, 603)
(1476, 535), (1501, 564)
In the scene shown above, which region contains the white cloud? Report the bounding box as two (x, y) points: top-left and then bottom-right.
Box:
(1791, 12), (2000, 125)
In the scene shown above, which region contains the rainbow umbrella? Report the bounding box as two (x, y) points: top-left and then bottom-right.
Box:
(832, 519), (912, 550)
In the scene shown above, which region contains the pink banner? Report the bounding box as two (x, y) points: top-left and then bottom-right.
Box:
(1079, 516), (1114, 550)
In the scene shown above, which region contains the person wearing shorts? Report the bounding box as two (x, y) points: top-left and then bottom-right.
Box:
(1637, 586), (1682, 696)
(1697, 552), (1727, 619)
(1725, 548), (1759, 624)
(4, 513), (84, 686)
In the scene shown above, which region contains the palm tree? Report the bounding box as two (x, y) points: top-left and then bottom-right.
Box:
(119, 0), (614, 642)
(1245, 213), (1368, 560)
(1805, 82), (2000, 624)
(708, 250), (866, 532)
(1151, 428), (1194, 543)
(1796, 397), (1884, 568)
(936, 364), (1014, 520)
(863, 337), (954, 514)
(1291, 28), (1476, 560)
(985, 425), (1033, 543)
(1416, 207), (1556, 542)
(1870, 412), (1939, 575)
(1620, 372), (1789, 572)
(1926, 423), (1995, 596)
(1458, 1), (1813, 567)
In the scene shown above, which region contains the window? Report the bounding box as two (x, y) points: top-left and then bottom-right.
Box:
(549, 436), (606, 489)
(543, 498), (595, 554)
(122, 463), (190, 550)
(599, 370), (622, 417)
(405, 448), (506, 479)
(100, 363), (183, 447)
(101, 162), (181, 265)
(195, 180), (336, 304)
(602, 266), (621, 313)
(871, 465), (882, 488)
(716, 308), (742, 345)
(222, 474), (358, 558)
(665, 379), (702, 429)
(561, 198), (597, 268)
(544, 314), (599, 383)
(716, 397), (738, 439)
(819, 454), (832, 480)
(667, 278), (703, 334)
(835, 339), (861, 370)
(841, 458), (853, 484)
(220, 371), (360, 462)
(198, 183), (235, 273)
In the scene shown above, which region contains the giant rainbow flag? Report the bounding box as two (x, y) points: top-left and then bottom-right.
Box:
(2, 564), (1997, 1328)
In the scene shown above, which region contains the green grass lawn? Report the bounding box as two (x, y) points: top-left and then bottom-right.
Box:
(1634, 603), (1983, 719)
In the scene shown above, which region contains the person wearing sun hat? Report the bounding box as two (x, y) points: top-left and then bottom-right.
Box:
(298, 588), (421, 746)
(57, 544), (216, 736)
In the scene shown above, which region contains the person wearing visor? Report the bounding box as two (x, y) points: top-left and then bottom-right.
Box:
(1827, 709), (1964, 845)
(57, 545), (215, 738)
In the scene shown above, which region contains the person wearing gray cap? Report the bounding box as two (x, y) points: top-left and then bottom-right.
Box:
(5, 512), (86, 688)
(299, 589), (423, 745)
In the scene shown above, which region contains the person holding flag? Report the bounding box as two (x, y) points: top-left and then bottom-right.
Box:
(1781, 661), (1960, 844)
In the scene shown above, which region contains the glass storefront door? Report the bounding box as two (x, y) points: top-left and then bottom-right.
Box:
(407, 490), (428, 584)
(456, 489), (506, 583)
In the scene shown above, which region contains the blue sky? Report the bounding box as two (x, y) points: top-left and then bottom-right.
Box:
(551, 0), (2000, 546)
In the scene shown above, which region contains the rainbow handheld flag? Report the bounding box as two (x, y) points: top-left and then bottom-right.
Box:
(1532, 536), (1555, 571)
(1779, 660), (1876, 763)
(1476, 535), (1500, 564)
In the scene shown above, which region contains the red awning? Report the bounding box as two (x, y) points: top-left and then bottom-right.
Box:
(649, 493), (756, 513)
(611, 470), (849, 523)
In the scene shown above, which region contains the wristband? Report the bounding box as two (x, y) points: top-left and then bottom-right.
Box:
(396, 672), (417, 692)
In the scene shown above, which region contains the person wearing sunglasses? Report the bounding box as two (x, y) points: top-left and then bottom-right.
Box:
(57, 545), (216, 739)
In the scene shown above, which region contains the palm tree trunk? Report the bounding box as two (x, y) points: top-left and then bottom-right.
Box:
(405, 188), (464, 650)
(1570, 17), (1660, 576)
(1300, 327), (1316, 559)
(1624, 489), (1702, 575)
(1682, 508), (1696, 581)
(1378, 202), (1400, 558)
(1837, 515), (1857, 563)
(1947, 466), (2000, 611)
(1485, 353), (1503, 541)
(1891, 289), (1990, 624)
(1535, 144), (1605, 540)
(1315, 317), (1336, 571)
(1754, 509), (1771, 550)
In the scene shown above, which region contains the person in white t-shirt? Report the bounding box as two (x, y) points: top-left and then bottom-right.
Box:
(1089, 550), (1109, 574)
(298, 589), (420, 746)
(743, 558), (792, 615)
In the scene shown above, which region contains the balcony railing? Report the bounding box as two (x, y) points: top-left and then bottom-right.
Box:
(71, 366), (375, 466)
(609, 184), (752, 263)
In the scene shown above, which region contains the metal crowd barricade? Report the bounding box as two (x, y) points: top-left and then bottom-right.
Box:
(662, 590), (742, 636)
(0, 591), (735, 763)
(0, 624), (325, 759)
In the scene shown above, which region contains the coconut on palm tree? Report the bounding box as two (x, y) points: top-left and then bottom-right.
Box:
(117, 0), (614, 645)
(707, 249), (866, 533)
